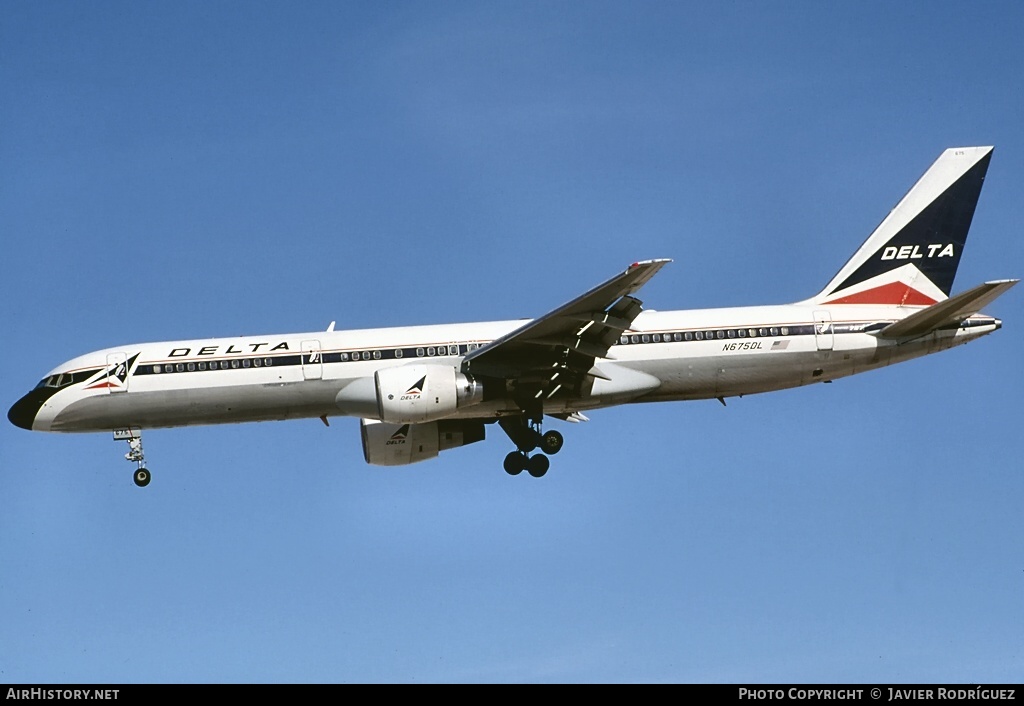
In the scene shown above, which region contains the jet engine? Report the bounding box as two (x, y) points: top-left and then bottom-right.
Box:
(360, 418), (486, 466)
(373, 364), (483, 424)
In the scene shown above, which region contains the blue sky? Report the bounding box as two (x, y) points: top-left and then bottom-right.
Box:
(2, 1), (1022, 684)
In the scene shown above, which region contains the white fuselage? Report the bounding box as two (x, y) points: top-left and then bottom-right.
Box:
(19, 302), (1001, 434)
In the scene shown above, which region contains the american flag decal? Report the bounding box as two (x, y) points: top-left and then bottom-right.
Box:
(771, 340), (789, 350)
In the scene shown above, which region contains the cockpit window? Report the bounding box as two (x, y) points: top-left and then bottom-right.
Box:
(34, 371), (84, 389)
(33, 367), (104, 390)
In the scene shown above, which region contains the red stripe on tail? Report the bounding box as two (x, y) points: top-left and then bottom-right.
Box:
(824, 281), (938, 306)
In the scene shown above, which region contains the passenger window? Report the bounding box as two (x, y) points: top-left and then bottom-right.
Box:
(427, 347), (435, 356)
(738, 329), (747, 338)
(242, 359), (251, 368)
(642, 334), (650, 343)
(254, 358), (262, 367)
(759, 328), (768, 337)
(695, 331), (703, 341)
(781, 327), (789, 336)
(231, 360), (239, 369)
(265, 358), (273, 366)
(153, 365), (162, 374)
(372, 350), (381, 360)
(197, 362), (206, 371)
(652, 334), (661, 343)
(176, 363), (185, 372)
(620, 336), (629, 345)
(673, 333), (682, 342)
(716, 330), (725, 339)
(630, 335), (639, 344)
(683, 332), (692, 341)
(395, 349), (403, 358)
(416, 348), (424, 357)
(362, 351), (370, 361)
(770, 327), (778, 336)
(727, 329), (736, 339)
(749, 328), (758, 337)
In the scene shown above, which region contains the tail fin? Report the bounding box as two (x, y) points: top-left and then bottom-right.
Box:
(809, 146), (993, 306)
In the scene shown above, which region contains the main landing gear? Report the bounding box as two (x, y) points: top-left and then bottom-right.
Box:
(115, 428), (151, 487)
(499, 416), (564, 478)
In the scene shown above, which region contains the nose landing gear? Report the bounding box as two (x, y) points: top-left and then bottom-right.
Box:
(115, 428), (151, 487)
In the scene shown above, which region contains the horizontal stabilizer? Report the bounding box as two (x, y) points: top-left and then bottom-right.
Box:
(875, 279), (1018, 339)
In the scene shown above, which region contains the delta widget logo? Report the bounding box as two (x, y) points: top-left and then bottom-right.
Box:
(399, 376), (426, 401)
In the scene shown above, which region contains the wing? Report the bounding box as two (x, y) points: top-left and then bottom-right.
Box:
(461, 259), (671, 401)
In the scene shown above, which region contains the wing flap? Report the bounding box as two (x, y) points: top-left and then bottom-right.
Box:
(875, 279), (1018, 339)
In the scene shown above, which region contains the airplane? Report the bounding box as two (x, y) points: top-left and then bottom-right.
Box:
(8, 146), (1017, 487)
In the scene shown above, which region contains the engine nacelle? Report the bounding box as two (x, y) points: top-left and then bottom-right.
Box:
(374, 364), (483, 424)
(360, 418), (486, 466)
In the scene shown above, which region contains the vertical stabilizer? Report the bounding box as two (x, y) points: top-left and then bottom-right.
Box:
(809, 147), (993, 305)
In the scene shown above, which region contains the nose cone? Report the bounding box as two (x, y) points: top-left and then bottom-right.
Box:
(8, 393), (41, 430)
